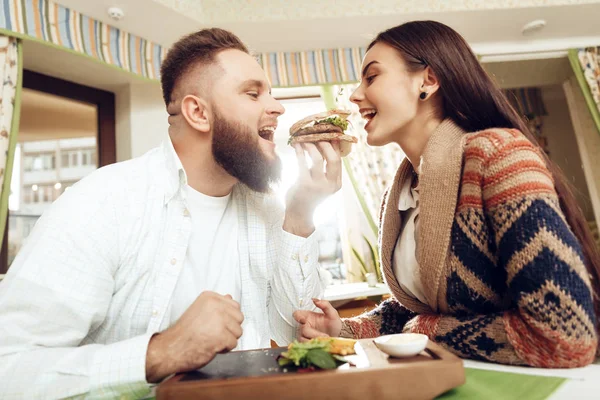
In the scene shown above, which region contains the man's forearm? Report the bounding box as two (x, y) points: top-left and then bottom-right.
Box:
(0, 335), (153, 399)
(146, 332), (174, 383)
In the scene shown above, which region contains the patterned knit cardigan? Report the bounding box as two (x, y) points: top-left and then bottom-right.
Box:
(340, 119), (598, 367)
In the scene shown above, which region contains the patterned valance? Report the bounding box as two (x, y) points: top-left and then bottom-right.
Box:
(570, 47), (600, 137)
(0, 0), (164, 80)
(0, 0), (368, 86)
(256, 47), (366, 88)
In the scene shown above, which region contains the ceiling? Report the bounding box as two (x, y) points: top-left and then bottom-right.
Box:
(22, 40), (146, 91)
(19, 88), (97, 142)
(484, 57), (573, 89)
(19, 1), (593, 97)
(55, 0), (600, 54)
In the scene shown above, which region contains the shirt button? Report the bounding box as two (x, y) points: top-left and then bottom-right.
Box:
(304, 255), (309, 263)
(291, 254), (298, 261)
(152, 309), (158, 316)
(299, 298), (303, 306)
(183, 208), (190, 217)
(170, 258), (177, 265)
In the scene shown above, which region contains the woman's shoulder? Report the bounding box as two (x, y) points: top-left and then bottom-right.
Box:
(464, 127), (530, 148)
(461, 127), (556, 205)
(463, 127), (542, 162)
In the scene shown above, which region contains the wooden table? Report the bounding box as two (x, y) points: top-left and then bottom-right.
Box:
(157, 339), (465, 400)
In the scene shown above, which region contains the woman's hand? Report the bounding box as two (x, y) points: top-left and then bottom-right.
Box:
(293, 298), (343, 341)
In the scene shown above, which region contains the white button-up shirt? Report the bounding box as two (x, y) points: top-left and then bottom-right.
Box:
(0, 138), (323, 399)
(392, 173), (427, 305)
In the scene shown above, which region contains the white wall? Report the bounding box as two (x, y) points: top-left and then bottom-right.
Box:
(541, 85), (595, 221)
(115, 82), (169, 162)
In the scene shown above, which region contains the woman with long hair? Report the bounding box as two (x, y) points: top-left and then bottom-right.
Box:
(294, 20), (599, 367)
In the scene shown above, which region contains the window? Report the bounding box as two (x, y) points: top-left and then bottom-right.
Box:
(3, 71), (115, 273)
(82, 152), (88, 165)
(23, 156), (33, 172)
(272, 95), (344, 280)
(32, 156), (43, 171)
(23, 153), (56, 171)
(43, 154), (52, 170)
(71, 152), (78, 167)
(43, 187), (51, 202)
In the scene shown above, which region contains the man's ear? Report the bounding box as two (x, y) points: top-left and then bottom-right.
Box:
(420, 66), (440, 98)
(180, 94), (211, 133)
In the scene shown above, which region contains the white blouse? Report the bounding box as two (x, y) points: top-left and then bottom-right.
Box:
(392, 172), (428, 304)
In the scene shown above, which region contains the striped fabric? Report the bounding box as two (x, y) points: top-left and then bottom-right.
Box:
(0, 0), (164, 79)
(0, 0), (368, 85)
(340, 120), (598, 368)
(575, 47), (600, 115)
(256, 47), (366, 87)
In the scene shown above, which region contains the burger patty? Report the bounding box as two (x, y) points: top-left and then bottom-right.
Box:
(291, 122), (343, 136)
(289, 132), (358, 143)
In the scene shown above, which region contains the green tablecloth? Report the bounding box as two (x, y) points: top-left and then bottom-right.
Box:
(150, 368), (566, 400)
(437, 368), (566, 400)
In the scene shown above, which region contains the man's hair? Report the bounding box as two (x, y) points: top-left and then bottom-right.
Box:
(160, 28), (249, 106)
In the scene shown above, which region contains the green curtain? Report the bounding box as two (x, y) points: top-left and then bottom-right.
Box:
(0, 36), (23, 248)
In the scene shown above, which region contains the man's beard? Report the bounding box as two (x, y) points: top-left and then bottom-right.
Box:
(211, 109), (281, 193)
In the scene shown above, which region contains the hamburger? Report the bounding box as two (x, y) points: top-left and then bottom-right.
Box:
(288, 109), (358, 157)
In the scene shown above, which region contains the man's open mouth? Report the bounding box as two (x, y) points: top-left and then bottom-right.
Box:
(258, 126), (276, 141)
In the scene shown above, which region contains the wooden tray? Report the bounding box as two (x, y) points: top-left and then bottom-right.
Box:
(157, 339), (465, 400)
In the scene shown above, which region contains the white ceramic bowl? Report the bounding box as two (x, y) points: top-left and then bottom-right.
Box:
(373, 333), (428, 358)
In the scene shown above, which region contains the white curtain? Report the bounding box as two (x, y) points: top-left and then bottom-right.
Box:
(332, 83), (405, 233)
(323, 84), (405, 282)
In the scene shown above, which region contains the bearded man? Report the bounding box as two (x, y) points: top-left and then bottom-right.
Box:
(0, 28), (342, 399)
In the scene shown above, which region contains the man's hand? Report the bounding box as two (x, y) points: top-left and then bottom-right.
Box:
(145, 292), (243, 383)
(284, 141), (342, 237)
(293, 298), (343, 341)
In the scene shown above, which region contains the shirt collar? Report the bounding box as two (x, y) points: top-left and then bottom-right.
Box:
(162, 136), (189, 205)
(397, 161), (421, 212)
(398, 175), (419, 211)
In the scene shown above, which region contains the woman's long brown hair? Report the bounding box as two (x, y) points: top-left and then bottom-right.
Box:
(370, 20), (600, 326)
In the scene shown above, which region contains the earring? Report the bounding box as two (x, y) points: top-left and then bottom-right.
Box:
(419, 92), (427, 100)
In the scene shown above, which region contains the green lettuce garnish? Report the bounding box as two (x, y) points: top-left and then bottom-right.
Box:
(316, 116), (349, 131)
(277, 339), (344, 370)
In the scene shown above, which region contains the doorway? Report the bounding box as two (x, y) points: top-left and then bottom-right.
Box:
(0, 71), (116, 273)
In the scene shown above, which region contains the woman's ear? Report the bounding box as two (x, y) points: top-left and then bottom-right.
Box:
(419, 66), (440, 100)
(180, 94), (211, 133)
